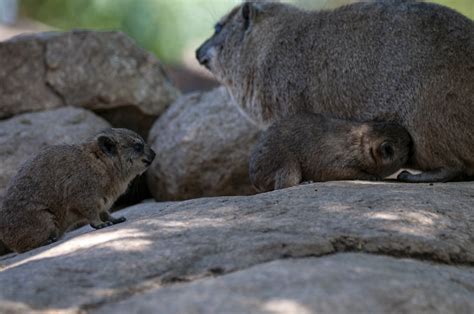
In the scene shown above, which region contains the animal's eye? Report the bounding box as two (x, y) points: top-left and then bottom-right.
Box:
(133, 143), (144, 153)
(379, 141), (394, 159)
(214, 23), (223, 34)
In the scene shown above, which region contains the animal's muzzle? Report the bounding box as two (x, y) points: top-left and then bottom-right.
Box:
(195, 46), (210, 66)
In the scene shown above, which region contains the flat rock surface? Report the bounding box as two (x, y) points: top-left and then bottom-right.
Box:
(95, 253), (474, 314)
(0, 107), (110, 198)
(0, 181), (473, 313)
(147, 86), (261, 201)
(0, 30), (180, 136)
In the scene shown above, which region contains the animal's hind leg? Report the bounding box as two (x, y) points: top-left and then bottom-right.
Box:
(7, 210), (60, 252)
(274, 163), (302, 190)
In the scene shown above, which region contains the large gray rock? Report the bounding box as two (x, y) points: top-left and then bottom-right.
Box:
(0, 181), (473, 313)
(0, 107), (110, 198)
(0, 30), (180, 136)
(96, 254), (474, 314)
(147, 87), (261, 201)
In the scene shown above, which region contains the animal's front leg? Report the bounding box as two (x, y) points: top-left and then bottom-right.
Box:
(100, 211), (126, 225)
(88, 212), (114, 229)
(274, 164), (303, 190)
(397, 168), (460, 183)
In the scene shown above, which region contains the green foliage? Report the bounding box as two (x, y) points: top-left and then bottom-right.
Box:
(431, 0), (473, 19)
(21, 0), (236, 64)
(20, 0), (473, 64)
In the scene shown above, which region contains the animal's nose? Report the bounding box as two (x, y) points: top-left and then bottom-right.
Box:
(195, 47), (210, 65)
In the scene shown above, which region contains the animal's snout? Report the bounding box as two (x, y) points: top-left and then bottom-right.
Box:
(142, 148), (156, 166)
(149, 149), (156, 162)
(196, 40), (216, 67)
(196, 46), (210, 65)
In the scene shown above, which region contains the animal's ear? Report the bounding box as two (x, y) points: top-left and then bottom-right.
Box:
(379, 141), (394, 160)
(242, 2), (262, 30)
(97, 135), (117, 156)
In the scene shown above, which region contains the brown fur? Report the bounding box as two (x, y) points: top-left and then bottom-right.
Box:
(250, 113), (412, 192)
(0, 128), (155, 253)
(196, 1), (474, 182)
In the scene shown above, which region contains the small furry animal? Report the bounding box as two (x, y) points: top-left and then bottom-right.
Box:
(0, 128), (156, 254)
(249, 113), (412, 192)
(196, 1), (474, 183)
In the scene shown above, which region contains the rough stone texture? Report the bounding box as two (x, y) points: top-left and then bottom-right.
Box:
(0, 33), (62, 117)
(96, 254), (474, 314)
(147, 86), (261, 201)
(0, 30), (180, 137)
(0, 107), (110, 198)
(0, 181), (473, 313)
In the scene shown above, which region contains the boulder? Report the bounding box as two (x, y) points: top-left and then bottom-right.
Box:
(0, 181), (473, 313)
(147, 87), (261, 201)
(0, 107), (110, 198)
(0, 30), (180, 137)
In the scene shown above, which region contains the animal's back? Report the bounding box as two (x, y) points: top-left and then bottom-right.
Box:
(261, 1), (472, 116)
(249, 114), (353, 191)
(0, 145), (92, 232)
(3, 145), (88, 205)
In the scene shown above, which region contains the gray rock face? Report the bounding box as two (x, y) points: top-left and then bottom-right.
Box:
(96, 254), (474, 314)
(0, 30), (180, 136)
(0, 34), (62, 118)
(0, 181), (473, 313)
(147, 87), (261, 201)
(0, 107), (110, 197)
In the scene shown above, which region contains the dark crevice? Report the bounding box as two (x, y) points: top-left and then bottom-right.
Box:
(45, 80), (67, 106)
(328, 237), (474, 266)
(449, 277), (474, 293)
(41, 41), (67, 106)
(94, 106), (156, 139)
(160, 276), (191, 284)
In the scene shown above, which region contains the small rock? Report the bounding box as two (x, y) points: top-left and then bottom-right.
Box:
(147, 87), (261, 200)
(0, 107), (110, 198)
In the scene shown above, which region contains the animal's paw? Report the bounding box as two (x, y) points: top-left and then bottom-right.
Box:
(44, 236), (58, 246)
(111, 216), (126, 224)
(397, 170), (413, 182)
(91, 221), (114, 229)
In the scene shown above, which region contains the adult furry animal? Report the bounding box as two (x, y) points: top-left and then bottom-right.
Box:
(196, 1), (474, 183)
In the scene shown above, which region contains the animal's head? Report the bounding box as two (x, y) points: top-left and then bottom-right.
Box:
(195, 2), (290, 84)
(356, 123), (412, 178)
(95, 128), (156, 179)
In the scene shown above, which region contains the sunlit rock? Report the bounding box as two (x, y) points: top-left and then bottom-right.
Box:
(1, 181), (473, 313)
